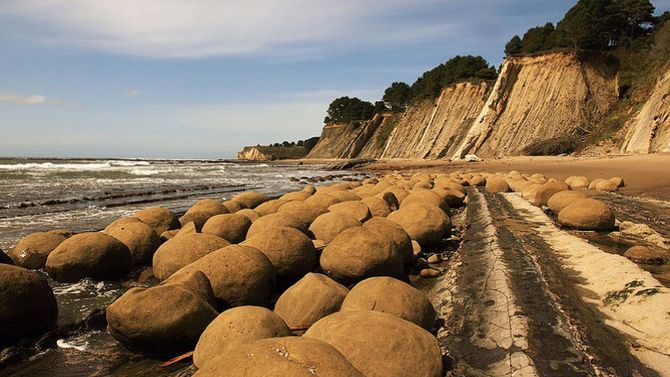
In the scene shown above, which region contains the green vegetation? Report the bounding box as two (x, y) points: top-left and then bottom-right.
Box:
(409, 56), (497, 101)
(324, 97), (375, 124)
(382, 82), (411, 111)
(506, 0), (659, 56)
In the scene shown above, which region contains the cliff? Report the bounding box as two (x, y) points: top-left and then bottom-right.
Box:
(306, 115), (384, 159)
(621, 65), (670, 154)
(453, 52), (619, 158)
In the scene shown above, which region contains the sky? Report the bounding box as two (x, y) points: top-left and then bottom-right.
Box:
(1, 1), (669, 159)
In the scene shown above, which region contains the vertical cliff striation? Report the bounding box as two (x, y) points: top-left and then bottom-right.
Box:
(453, 52), (619, 158)
(306, 115), (384, 159)
(621, 66), (670, 153)
(380, 82), (491, 159)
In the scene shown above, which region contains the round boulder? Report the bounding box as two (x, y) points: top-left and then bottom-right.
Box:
(242, 227), (316, 281)
(106, 270), (218, 356)
(193, 337), (365, 377)
(9, 231), (67, 269)
(624, 246), (668, 265)
(236, 208), (261, 222)
(341, 277), (436, 329)
(328, 201), (371, 223)
(46, 232), (132, 282)
(106, 221), (161, 266)
(232, 191), (270, 209)
(0, 264), (58, 345)
(133, 207), (180, 235)
(274, 272), (349, 330)
(320, 227), (403, 284)
(595, 180), (619, 192)
(388, 203), (451, 247)
(557, 199), (616, 231)
(400, 189), (449, 213)
(152, 233), (231, 281)
(246, 212), (308, 238)
(361, 194), (398, 217)
(193, 306), (291, 368)
(566, 176), (590, 190)
(547, 190), (588, 213)
(485, 177), (510, 193)
(254, 199), (290, 216)
(362, 217), (413, 263)
(173, 245), (276, 308)
(222, 200), (245, 213)
(309, 212), (362, 243)
(304, 310), (442, 377)
(201, 213), (252, 243)
(533, 182), (571, 207)
(277, 201), (327, 230)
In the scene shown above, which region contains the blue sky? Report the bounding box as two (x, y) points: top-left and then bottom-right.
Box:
(1, 0), (669, 159)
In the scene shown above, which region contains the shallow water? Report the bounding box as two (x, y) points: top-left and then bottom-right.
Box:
(0, 158), (356, 376)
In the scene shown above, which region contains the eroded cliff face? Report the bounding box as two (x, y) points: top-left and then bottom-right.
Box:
(453, 52), (619, 158)
(237, 147), (272, 161)
(306, 115), (384, 159)
(621, 66), (670, 153)
(380, 82), (490, 159)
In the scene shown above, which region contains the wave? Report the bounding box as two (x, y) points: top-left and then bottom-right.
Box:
(0, 160), (153, 171)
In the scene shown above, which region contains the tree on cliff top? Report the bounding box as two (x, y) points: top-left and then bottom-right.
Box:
(324, 97), (375, 124)
(383, 82), (411, 111)
(409, 55), (497, 101)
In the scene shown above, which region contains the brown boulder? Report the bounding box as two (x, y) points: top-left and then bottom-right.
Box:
(242, 227), (316, 281)
(133, 207), (180, 235)
(280, 190), (312, 201)
(328, 201), (371, 223)
(624, 246), (668, 265)
(304, 310), (442, 377)
(0, 264), (58, 345)
(361, 194), (398, 217)
(106, 221), (161, 266)
(547, 190), (588, 213)
(152, 233), (231, 280)
(201, 213), (252, 243)
(304, 193), (340, 211)
(400, 189), (449, 213)
(254, 199), (290, 216)
(558, 199), (616, 231)
(309, 212), (362, 243)
(341, 277), (435, 329)
(104, 216), (144, 232)
(565, 176), (590, 190)
(178, 211), (212, 230)
(388, 203), (451, 247)
(106, 270), (218, 355)
(485, 177), (510, 193)
(320, 227), (403, 284)
(277, 201), (327, 230)
(236, 208), (261, 222)
(193, 337), (365, 377)
(193, 306), (291, 368)
(246, 212), (308, 238)
(173, 245), (275, 308)
(232, 191), (269, 209)
(222, 200), (245, 213)
(46, 232), (132, 282)
(362, 217), (413, 263)
(273, 272), (349, 330)
(9, 232), (67, 269)
(533, 182), (570, 207)
(595, 180), (619, 192)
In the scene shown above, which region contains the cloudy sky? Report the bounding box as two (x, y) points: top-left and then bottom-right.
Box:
(1, 1), (669, 158)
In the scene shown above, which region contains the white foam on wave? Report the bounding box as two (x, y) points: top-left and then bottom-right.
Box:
(0, 160), (153, 171)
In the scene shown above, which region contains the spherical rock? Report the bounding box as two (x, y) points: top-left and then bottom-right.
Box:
(433, 187), (466, 207)
(533, 182), (570, 207)
(320, 227), (403, 284)
(304, 310), (443, 377)
(178, 211), (213, 230)
(201, 213), (252, 243)
(274, 272), (349, 330)
(485, 177), (510, 193)
(558, 199), (616, 231)
(222, 200), (245, 213)
(610, 177), (625, 188)
(193, 337), (365, 377)
(189, 198), (229, 215)
(106, 270), (218, 356)
(309, 212), (362, 243)
(9, 232), (67, 269)
(328, 201), (371, 223)
(624, 246), (668, 265)
(0, 264), (58, 345)
(280, 190), (312, 201)
(277, 201), (327, 230)
(588, 178), (606, 190)
(104, 217), (144, 232)
(193, 306), (291, 368)
(388, 204), (451, 247)
(305, 193), (340, 212)
(152, 234), (231, 281)
(566, 176), (590, 190)
(595, 180), (619, 192)
(379, 186), (409, 203)
(468, 176), (486, 186)
(133, 207), (180, 235)
(232, 191), (270, 209)
(361, 194), (398, 217)
(547, 190), (588, 213)
(362, 217), (413, 263)
(242, 227), (316, 281)
(236, 208), (261, 222)
(341, 276), (436, 329)
(106, 221), (161, 266)
(401, 189), (449, 213)
(46, 232), (132, 282)
(254, 199), (290, 216)
(246, 213), (308, 238)
(173, 245), (275, 308)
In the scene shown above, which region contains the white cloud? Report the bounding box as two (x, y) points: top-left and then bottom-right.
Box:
(126, 89), (141, 97)
(0, 91), (49, 105)
(1, 0), (444, 58)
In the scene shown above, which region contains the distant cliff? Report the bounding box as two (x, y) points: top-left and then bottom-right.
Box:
(237, 137), (319, 160)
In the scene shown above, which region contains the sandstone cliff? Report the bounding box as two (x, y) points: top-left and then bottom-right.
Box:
(306, 115), (384, 159)
(453, 52), (619, 158)
(237, 147), (273, 161)
(621, 65), (670, 153)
